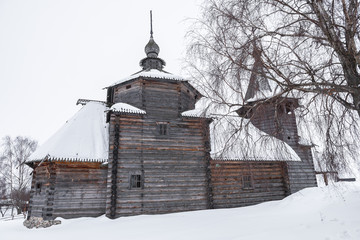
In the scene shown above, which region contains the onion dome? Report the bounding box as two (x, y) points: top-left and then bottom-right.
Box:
(140, 11), (166, 71)
(145, 36), (160, 58)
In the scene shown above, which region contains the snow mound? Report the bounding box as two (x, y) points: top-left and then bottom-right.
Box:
(28, 102), (109, 163)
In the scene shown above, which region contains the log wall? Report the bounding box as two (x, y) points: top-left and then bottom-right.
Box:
(286, 146), (317, 193)
(250, 99), (317, 194)
(28, 162), (107, 220)
(28, 163), (55, 220)
(210, 160), (290, 208)
(112, 78), (198, 117)
(105, 114), (211, 218)
(113, 80), (143, 110)
(250, 100), (299, 144)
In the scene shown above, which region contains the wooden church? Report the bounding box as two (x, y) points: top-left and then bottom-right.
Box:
(26, 18), (317, 220)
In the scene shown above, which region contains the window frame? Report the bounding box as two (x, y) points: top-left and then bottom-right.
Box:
(129, 174), (142, 189)
(242, 175), (254, 190)
(157, 122), (169, 136)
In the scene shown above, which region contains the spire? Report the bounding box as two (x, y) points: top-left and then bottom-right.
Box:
(244, 42), (272, 102)
(140, 11), (166, 70)
(150, 10), (153, 38)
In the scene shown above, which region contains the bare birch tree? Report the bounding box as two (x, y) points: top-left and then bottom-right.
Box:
(187, 0), (360, 172)
(0, 136), (37, 215)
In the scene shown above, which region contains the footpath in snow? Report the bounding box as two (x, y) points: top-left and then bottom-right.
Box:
(1, 182), (360, 240)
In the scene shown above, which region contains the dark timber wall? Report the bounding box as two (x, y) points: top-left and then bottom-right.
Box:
(286, 146), (317, 193)
(106, 77), (209, 218)
(28, 162), (107, 220)
(28, 163), (56, 219)
(210, 160), (290, 208)
(105, 113), (211, 218)
(112, 78), (199, 117)
(248, 99), (317, 194)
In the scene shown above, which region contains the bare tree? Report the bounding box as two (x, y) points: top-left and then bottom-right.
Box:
(0, 159), (9, 217)
(0, 136), (37, 216)
(187, 0), (360, 173)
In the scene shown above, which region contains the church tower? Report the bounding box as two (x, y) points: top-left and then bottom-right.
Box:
(104, 12), (212, 218)
(237, 44), (317, 194)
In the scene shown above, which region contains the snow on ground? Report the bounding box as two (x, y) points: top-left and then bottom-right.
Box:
(1, 182), (360, 240)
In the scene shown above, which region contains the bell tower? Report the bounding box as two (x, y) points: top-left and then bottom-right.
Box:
(237, 43), (317, 194)
(237, 44), (300, 145)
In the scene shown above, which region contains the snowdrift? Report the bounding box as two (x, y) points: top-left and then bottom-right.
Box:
(1, 182), (360, 240)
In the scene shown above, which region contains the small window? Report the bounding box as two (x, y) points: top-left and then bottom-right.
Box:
(130, 174), (142, 189)
(242, 175), (253, 189)
(126, 85), (132, 89)
(35, 182), (42, 194)
(285, 102), (293, 114)
(157, 122), (169, 135)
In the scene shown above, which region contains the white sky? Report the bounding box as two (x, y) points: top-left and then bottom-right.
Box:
(0, 0), (201, 145)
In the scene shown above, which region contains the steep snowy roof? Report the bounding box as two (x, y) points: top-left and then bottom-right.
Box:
(180, 97), (212, 118)
(111, 103), (146, 115)
(28, 102), (109, 163)
(180, 97), (301, 161)
(211, 116), (300, 161)
(109, 69), (187, 87)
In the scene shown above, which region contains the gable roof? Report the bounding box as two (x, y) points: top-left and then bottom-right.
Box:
(28, 102), (109, 163)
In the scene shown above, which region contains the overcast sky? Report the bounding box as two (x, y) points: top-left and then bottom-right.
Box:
(0, 0), (201, 145)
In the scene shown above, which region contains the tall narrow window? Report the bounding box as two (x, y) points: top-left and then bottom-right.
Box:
(106, 87), (114, 104)
(159, 124), (167, 135)
(35, 182), (42, 194)
(130, 174), (142, 189)
(242, 175), (253, 189)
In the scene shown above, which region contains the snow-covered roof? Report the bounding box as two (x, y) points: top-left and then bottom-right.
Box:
(245, 87), (278, 103)
(181, 97), (300, 161)
(28, 102), (109, 163)
(180, 97), (212, 118)
(211, 116), (301, 161)
(109, 69), (188, 87)
(111, 103), (146, 115)
(181, 108), (210, 118)
(298, 136), (313, 146)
